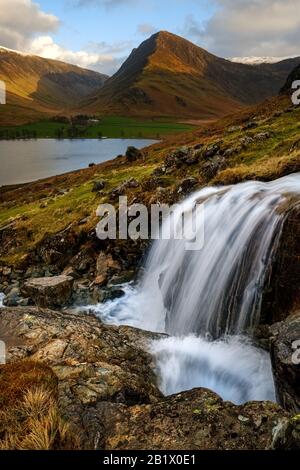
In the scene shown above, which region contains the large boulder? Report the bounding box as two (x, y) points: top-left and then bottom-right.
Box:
(21, 275), (74, 308)
(270, 311), (300, 413)
(0, 306), (292, 450)
(99, 388), (288, 450)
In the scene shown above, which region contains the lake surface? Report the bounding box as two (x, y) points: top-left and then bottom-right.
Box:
(0, 138), (158, 186)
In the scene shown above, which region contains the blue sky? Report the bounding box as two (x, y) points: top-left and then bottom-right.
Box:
(1, 1), (300, 74)
(39, 0), (216, 52)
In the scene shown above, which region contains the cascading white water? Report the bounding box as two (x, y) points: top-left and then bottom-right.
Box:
(0, 293), (4, 308)
(86, 173), (300, 404)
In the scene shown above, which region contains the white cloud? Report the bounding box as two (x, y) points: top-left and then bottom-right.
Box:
(0, 0), (59, 50)
(137, 23), (156, 35)
(29, 36), (123, 74)
(185, 0), (300, 58)
(0, 0), (125, 74)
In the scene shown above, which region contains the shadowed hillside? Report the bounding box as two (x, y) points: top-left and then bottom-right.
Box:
(0, 48), (108, 125)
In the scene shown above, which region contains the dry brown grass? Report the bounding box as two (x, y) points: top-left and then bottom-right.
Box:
(0, 361), (81, 450)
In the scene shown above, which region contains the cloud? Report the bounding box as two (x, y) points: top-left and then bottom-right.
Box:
(29, 36), (124, 74)
(0, 0), (126, 74)
(137, 23), (156, 36)
(0, 0), (59, 50)
(70, 0), (136, 9)
(184, 0), (300, 58)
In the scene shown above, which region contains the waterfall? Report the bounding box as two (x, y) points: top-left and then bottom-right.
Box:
(87, 173), (300, 404)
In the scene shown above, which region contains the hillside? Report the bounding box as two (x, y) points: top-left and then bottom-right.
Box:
(0, 48), (108, 125)
(83, 31), (300, 119)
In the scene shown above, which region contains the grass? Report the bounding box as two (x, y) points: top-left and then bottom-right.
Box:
(0, 116), (195, 140)
(0, 97), (299, 265)
(0, 361), (81, 450)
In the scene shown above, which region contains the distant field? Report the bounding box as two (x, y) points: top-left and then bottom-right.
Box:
(0, 117), (195, 140)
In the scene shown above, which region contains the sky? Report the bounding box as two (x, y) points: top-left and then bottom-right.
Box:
(0, 0), (300, 75)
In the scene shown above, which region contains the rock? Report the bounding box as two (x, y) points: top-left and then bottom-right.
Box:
(177, 177), (198, 194)
(164, 147), (191, 169)
(108, 271), (135, 286)
(96, 252), (121, 283)
(0, 306), (290, 450)
(110, 178), (139, 198)
(239, 136), (255, 147)
(224, 148), (238, 157)
(270, 312), (300, 413)
(99, 388), (288, 450)
(0, 306), (162, 448)
(92, 180), (106, 192)
(272, 415), (300, 449)
(21, 275), (74, 308)
(200, 156), (227, 181)
(142, 176), (166, 191)
(203, 143), (220, 159)
(3, 287), (20, 307)
(243, 121), (258, 130)
(227, 125), (241, 133)
(89, 163), (96, 168)
(255, 132), (271, 141)
(126, 146), (142, 162)
(194, 143), (204, 150)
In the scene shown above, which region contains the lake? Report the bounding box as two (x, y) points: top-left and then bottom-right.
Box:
(0, 138), (158, 186)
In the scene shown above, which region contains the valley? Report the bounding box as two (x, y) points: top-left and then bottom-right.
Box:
(0, 28), (300, 453)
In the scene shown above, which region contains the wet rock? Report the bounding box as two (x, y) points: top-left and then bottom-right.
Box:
(21, 275), (74, 308)
(270, 312), (300, 413)
(272, 415), (300, 449)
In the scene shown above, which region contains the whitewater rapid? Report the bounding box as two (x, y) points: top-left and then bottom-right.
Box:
(85, 173), (300, 404)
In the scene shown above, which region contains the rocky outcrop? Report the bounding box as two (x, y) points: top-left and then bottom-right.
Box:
(261, 203), (300, 324)
(21, 275), (74, 308)
(100, 389), (288, 450)
(0, 306), (294, 450)
(270, 312), (300, 413)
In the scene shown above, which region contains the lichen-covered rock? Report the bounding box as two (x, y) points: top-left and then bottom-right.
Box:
(270, 312), (300, 413)
(21, 275), (74, 308)
(0, 306), (293, 450)
(99, 388), (288, 450)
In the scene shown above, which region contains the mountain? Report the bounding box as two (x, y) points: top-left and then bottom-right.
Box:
(280, 63), (300, 95)
(82, 31), (300, 119)
(229, 56), (291, 65)
(0, 47), (108, 125)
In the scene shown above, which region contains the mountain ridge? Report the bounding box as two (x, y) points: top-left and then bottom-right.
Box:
(0, 47), (108, 125)
(82, 31), (300, 119)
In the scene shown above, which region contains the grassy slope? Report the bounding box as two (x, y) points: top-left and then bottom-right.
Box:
(0, 96), (299, 265)
(0, 117), (195, 139)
